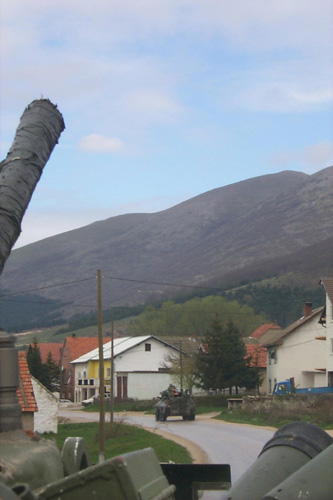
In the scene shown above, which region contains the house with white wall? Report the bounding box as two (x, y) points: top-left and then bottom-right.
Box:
(31, 376), (59, 434)
(320, 278), (333, 386)
(261, 303), (326, 394)
(72, 336), (180, 402)
(60, 335), (109, 401)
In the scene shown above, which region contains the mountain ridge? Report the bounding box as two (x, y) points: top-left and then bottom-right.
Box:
(1, 167), (332, 320)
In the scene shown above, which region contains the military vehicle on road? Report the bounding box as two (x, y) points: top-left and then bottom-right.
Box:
(155, 386), (196, 421)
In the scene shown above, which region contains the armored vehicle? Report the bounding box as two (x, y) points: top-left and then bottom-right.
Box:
(155, 387), (196, 421)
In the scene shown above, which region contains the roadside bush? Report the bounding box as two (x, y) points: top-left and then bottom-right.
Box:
(194, 395), (232, 408)
(240, 394), (333, 429)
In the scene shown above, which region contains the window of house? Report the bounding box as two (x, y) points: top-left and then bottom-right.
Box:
(145, 343), (151, 352)
(270, 350), (277, 364)
(106, 367), (111, 377)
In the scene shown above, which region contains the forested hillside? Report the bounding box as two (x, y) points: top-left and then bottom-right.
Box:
(1, 167), (332, 332)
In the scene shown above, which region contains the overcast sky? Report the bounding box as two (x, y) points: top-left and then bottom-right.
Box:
(1, 1), (333, 248)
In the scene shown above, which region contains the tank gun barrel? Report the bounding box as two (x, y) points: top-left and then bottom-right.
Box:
(0, 99), (65, 274)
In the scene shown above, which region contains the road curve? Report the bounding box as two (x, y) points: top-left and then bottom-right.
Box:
(59, 406), (275, 483)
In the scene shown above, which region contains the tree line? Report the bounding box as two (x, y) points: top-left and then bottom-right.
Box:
(128, 295), (268, 338)
(1, 281), (325, 333)
(26, 341), (60, 392)
(163, 319), (262, 394)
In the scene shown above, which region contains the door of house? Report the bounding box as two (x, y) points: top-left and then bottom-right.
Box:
(117, 376), (128, 399)
(328, 371), (333, 386)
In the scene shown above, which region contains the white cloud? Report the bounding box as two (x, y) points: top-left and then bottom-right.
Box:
(303, 142), (333, 167)
(125, 89), (184, 122)
(78, 134), (124, 153)
(188, 0), (333, 53)
(290, 89), (333, 105)
(1, 0), (332, 126)
(236, 81), (333, 113)
(270, 141), (333, 172)
(3, 0), (332, 53)
(227, 54), (333, 113)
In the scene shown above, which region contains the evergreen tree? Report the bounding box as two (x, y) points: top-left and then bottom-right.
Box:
(27, 340), (59, 392)
(45, 351), (60, 392)
(27, 340), (45, 383)
(195, 319), (259, 393)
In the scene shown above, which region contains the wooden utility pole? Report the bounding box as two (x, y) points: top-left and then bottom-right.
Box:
(110, 321), (115, 428)
(180, 340), (183, 392)
(97, 269), (105, 462)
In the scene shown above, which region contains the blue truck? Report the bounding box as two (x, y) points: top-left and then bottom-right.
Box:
(273, 378), (333, 395)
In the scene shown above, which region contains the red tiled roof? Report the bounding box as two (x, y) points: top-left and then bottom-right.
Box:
(245, 344), (267, 368)
(65, 336), (109, 360)
(35, 343), (62, 364)
(17, 352), (38, 412)
(250, 322), (282, 339)
(261, 307), (324, 347)
(200, 341), (267, 368)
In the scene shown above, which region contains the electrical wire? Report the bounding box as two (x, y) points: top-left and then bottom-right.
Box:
(0, 277), (96, 298)
(103, 274), (227, 291)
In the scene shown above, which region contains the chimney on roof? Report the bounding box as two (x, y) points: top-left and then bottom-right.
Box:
(304, 302), (312, 317)
(72, 333), (76, 338)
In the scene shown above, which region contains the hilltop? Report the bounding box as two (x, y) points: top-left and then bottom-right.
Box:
(1, 166), (332, 330)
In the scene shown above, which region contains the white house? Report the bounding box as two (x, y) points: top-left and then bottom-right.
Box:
(261, 303), (326, 394)
(320, 277), (333, 385)
(31, 376), (59, 434)
(71, 335), (181, 402)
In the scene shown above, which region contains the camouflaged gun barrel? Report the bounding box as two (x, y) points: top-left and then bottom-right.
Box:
(221, 422), (333, 500)
(0, 99), (65, 274)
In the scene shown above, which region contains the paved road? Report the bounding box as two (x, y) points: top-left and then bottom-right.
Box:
(59, 405), (275, 483)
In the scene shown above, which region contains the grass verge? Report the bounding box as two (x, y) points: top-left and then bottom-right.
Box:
(213, 407), (333, 430)
(82, 399), (333, 431)
(44, 422), (192, 464)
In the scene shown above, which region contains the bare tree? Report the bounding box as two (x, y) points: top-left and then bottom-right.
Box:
(162, 351), (198, 392)
(0, 99), (65, 274)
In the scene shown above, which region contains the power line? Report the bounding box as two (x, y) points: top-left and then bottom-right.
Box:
(0, 297), (96, 309)
(0, 274), (227, 300)
(103, 274), (227, 291)
(0, 277), (96, 298)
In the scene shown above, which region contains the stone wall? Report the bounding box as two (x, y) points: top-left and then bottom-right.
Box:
(241, 394), (333, 414)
